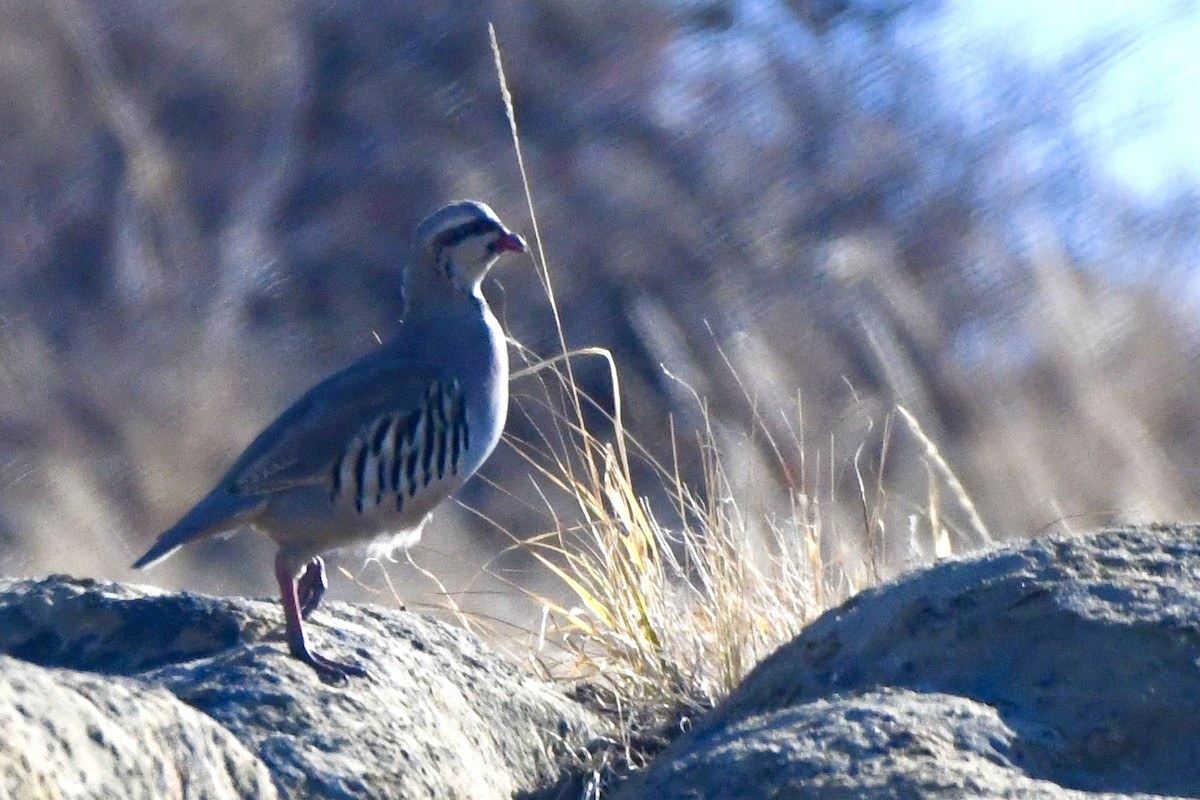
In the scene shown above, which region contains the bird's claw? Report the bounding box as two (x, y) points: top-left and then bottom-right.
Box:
(297, 647), (371, 682)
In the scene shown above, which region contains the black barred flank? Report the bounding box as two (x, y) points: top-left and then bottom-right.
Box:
(421, 388), (436, 486)
(455, 398), (470, 471)
(435, 415), (448, 480)
(449, 415), (462, 476)
(330, 450), (344, 502)
(370, 416), (391, 454)
(433, 387), (451, 428)
(331, 382), (476, 515)
(434, 387), (451, 479)
(460, 404), (470, 452)
(352, 443), (369, 513)
(405, 447), (419, 496)
(391, 417), (411, 494)
(372, 417), (393, 504)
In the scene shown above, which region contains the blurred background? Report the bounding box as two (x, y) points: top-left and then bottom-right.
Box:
(2, 0), (1199, 637)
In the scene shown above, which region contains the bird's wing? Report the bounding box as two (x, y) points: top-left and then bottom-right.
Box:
(226, 358), (448, 496)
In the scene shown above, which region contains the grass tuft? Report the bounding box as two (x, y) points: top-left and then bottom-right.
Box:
(486, 25), (985, 781)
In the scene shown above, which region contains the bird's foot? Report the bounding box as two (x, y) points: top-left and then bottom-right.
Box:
(277, 551), (368, 681)
(293, 645), (371, 682)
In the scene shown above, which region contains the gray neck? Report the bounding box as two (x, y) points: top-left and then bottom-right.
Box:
(403, 250), (485, 318)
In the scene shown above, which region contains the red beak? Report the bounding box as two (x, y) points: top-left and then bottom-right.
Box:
(497, 231), (527, 253)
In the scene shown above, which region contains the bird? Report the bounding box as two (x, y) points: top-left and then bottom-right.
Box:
(132, 200), (526, 680)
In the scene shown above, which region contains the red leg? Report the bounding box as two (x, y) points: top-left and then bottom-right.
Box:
(297, 557), (328, 620)
(274, 550), (368, 681)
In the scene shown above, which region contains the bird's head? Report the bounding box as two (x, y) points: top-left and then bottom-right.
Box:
(412, 200), (526, 295)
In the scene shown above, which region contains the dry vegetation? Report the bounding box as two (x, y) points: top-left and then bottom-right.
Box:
(2, 5), (1199, 753)
(476, 39), (998, 781)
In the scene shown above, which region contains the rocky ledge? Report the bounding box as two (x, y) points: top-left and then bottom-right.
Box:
(0, 575), (602, 799)
(4, 524), (1200, 799)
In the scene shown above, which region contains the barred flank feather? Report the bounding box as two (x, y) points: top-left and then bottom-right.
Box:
(331, 381), (471, 514)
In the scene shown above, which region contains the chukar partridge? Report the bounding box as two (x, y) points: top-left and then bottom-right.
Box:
(133, 200), (525, 680)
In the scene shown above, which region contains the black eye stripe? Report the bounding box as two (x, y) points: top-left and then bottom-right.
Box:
(432, 219), (500, 251)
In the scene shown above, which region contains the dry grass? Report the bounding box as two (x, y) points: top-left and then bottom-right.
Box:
(483, 33), (986, 769)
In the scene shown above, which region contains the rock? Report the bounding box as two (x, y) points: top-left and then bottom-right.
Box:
(0, 576), (603, 799)
(614, 525), (1200, 799)
(613, 688), (1123, 799)
(10, 526), (1200, 799)
(0, 653), (277, 799)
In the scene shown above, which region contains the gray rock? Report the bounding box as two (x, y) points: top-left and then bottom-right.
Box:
(9, 525), (1200, 799)
(0, 653), (276, 799)
(617, 688), (1126, 800)
(615, 525), (1200, 799)
(0, 576), (603, 799)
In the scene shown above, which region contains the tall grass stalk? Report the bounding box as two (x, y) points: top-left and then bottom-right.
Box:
(490, 27), (840, 713)
(487, 26), (980, 730)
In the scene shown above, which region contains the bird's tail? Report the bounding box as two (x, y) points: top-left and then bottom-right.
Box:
(132, 491), (264, 569)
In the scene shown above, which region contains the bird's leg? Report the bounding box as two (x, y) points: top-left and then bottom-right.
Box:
(296, 556), (328, 620)
(274, 550), (369, 681)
